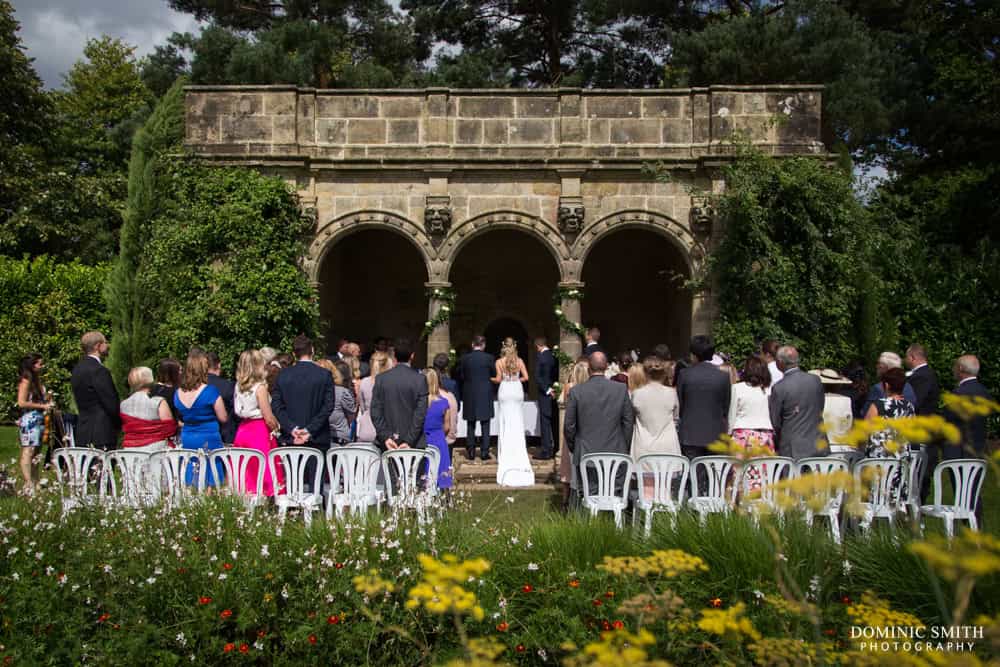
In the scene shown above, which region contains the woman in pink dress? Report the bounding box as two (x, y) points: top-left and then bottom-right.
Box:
(233, 350), (284, 496)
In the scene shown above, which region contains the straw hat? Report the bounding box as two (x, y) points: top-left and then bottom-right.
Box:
(809, 368), (851, 385)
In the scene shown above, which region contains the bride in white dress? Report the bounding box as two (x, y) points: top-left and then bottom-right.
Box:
(494, 338), (535, 487)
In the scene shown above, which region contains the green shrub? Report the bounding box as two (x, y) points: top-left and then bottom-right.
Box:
(0, 256), (110, 419)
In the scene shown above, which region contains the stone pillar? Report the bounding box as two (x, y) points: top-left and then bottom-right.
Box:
(425, 281), (452, 361)
(557, 281), (585, 360)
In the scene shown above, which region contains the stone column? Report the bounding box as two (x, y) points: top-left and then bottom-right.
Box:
(425, 281), (452, 361)
(557, 281), (585, 360)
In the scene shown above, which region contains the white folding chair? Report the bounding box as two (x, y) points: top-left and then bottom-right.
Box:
(425, 447), (442, 498)
(919, 459), (986, 539)
(739, 456), (795, 519)
(633, 455), (689, 536)
(580, 453), (633, 529)
(382, 449), (436, 523)
(326, 447), (382, 519)
(154, 449), (207, 508)
(210, 448), (266, 510)
(899, 449), (927, 520)
(52, 447), (105, 515)
(687, 456), (739, 524)
(797, 457), (848, 544)
(102, 450), (156, 508)
(854, 458), (902, 533)
(270, 447), (323, 525)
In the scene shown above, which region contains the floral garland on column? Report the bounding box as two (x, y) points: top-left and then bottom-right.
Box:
(421, 286), (457, 340)
(552, 286), (585, 368)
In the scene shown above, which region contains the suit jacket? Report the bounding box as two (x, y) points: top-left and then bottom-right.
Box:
(676, 361), (731, 450)
(207, 372), (237, 443)
(769, 367), (827, 460)
(70, 356), (120, 448)
(457, 350), (495, 420)
(535, 349), (558, 417)
(944, 378), (992, 459)
(564, 375), (634, 489)
(582, 343), (603, 357)
(270, 360), (335, 447)
(371, 364), (429, 450)
(908, 365), (940, 416)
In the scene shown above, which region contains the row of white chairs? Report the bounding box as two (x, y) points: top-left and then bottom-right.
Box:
(52, 445), (444, 525)
(579, 453), (986, 541)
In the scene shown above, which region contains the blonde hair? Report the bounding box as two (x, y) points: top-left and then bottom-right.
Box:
(423, 368), (440, 396)
(627, 363), (648, 391)
(316, 358), (343, 386)
(81, 331), (106, 354)
(569, 358), (590, 387)
(501, 337), (519, 374)
(181, 353), (209, 391)
(236, 349), (265, 393)
(346, 355), (361, 380)
(370, 351), (392, 377)
(127, 366), (154, 392)
(259, 346), (277, 364)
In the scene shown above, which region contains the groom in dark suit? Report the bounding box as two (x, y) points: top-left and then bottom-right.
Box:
(70, 331), (120, 450)
(533, 336), (558, 460)
(371, 338), (428, 451)
(457, 335), (495, 461)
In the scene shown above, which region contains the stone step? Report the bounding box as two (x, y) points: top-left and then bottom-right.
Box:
(450, 446), (561, 487)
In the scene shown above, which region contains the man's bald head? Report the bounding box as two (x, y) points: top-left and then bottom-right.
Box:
(589, 351), (608, 374)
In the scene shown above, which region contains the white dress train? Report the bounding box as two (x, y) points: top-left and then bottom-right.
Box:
(496, 375), (535, 487)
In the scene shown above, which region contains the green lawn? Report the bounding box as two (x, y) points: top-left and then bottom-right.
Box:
(0, 425), (17, 464)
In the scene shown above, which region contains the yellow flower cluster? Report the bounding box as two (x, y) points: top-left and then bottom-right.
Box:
(708, 434), (775, 459)
(744, 470), (860, 512)
(405, 553), (490, 621)
(598, 549), (709, 578)
(441, 638), (507, 667)
(352, 569), (396, 596)
(618, 590), (690, 622)
(909, 530), (1000, 581)
(836, 415), (960, 453)
(763, 593), (817, 619)
(749, 638), (828, 666)
(565, 628), (671, 667)
(697, 602), (762, 642)
(846, 592), (924, 630)
(941, 393), (1000, 421)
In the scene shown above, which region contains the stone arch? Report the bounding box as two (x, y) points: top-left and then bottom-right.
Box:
(304, 210), (436, 282)
(439, 210), (570, 280)
(571, 209), (704, 281)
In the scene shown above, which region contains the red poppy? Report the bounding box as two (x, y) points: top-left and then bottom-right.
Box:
(307, 611), (317, 619)
(605, 590), (615, 598)
(239, 644), (249, 654)
(601, 620), (611, 631)
(841, 595), (852, 605)
(824, 628), (837, 636)
(335, 563), (344, 569)
(199, 596), (212, 605)
(97, 613), (110, 623)
(709, 598), (723, 608)
(522, 584), (533, 593)
(496, 622), (509, 632)
(612, 620), (624, 630)
(192, 536), (201, 543)
(257, 630), (267, 638)
(220, 609), (233, 619)
(112, 624), (120, 630)
(223, 563), (233, 571)
(592, 599), (603, 607)
(308, 634), (317, 645)
(569, 580), (580, 588)
(177, 567), (188, 574)
(223, 643), (235, 653)
(515, 644), (526, 653)
(327, 615), (341, 625)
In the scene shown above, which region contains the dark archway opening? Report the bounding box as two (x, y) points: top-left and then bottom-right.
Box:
(319, 228), (428, 364)
(581, 227), (692, 362)
(449, 229), (560, 400)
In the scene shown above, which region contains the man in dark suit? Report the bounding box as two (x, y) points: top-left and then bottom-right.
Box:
(371, 338), (428, 451)
(943, 355), (992, 460)
(271, 335), (335, 490)
(905, 343), (940, 501)
(457, 335), (495, 461)
(433, 353), (458, 396)
(70, 331), (120, 450)
(769, 346), (827, 461)
(206, 352), (237, 444)
(533, 336), (558, 460)
(564, 351), (634, 498)
(676, 335), (731, 460)
(582, 327), (603, 358)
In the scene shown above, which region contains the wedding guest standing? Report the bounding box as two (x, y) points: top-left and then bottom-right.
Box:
(120, 367), (176, 452)
(174, 352), (228, 487)
(943, 355), (992, 460)
(558, 358), (590, 511)
(761, 339), (783, 385)
(809, 369), (856, 464)
(233, 350), (282, 496)
(905, 343), (940, 500)
(151, 358), (182, 420)
(433, 353), (458, 396)
(627, 362), (648, 393)
(728, 356), (774, 452)
(423, 369), (453, 490)
(457, 335), (495, 462)
(371, 339), (428, 452)
(533, 337), (558, 461)
(16, 354), (51, 493)
(207, 352), (237, 444)
(677, 335), (731, 461)
(357, 352), (393, 443)
(630, 356), (680, 497)
(863, 352), (917, 415)
(317, 360), (356, 445)
(582, 328), (603, 357)
(769, 346), (826, 461)
(71, 331), (120, 450)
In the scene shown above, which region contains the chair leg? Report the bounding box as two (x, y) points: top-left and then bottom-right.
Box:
(944, 515), (954, 540)
(644, 510), (653, 538)
(969, 515), (979, 533)
(830, 516), (841, 545)
(304, 508), (313, 527)
(613, 509), (622, 529)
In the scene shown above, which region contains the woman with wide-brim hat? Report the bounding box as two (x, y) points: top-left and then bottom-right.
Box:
(808, 368), (855, 463)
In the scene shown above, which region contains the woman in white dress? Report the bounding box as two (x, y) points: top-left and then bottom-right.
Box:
(630, 357), (681, 497)
(493, 338), (535, 487)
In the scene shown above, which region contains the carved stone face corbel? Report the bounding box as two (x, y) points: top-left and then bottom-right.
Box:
(557, 196), (585, 238)
(424, 195), (452, 247)
(688, 197), (715, 239)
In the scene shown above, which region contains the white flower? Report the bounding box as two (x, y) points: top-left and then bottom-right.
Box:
(260, 544), (270, 557)
(146, 577), (156, 585)
(57, 574), (68, 586)
(102, 564), (112, 574)
(510, 537), (519, 545)
(219, 573), (228, 581)
(253, 641), (264, 651)
(842, 560), (852, 575)
(11, 572), (18, 581)
(505, 496), (514, 504)
(753, 589), (765, 600)
(176, 632), (186, 647)
(45, 566), (55, 576)
(538, 649), (548, 661)
(527, 563), (539, 571)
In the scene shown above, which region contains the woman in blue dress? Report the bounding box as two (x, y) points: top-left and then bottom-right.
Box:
(422, 369), (453, 490)
(174, 352), (228, 487)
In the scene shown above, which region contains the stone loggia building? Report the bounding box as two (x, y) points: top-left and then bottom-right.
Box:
(185, 85), (824, 384)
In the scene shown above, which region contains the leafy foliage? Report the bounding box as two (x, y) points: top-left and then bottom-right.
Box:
(0, 257), (110, 419)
